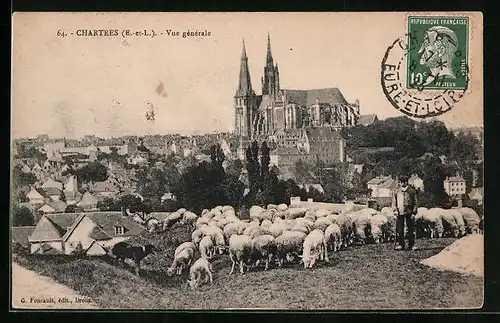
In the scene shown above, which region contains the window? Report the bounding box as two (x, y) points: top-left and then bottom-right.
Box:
(115, 226), (124, 235)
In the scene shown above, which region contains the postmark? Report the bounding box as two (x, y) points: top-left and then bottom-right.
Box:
(381, 31), (469, 119)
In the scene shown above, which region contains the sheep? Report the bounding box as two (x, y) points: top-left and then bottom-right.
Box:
(199, 235), (215, 260)
(304, 209), (317, 222)
(146, 218), (160, 233)
(228, 234), (253, 275)
(315, 209), (330, 218)
(434, 208), (459, 238)
(266, 222), (287, 238)
(163, 211), (183, 230)
(369, 213), (388, 244)
(181, 211), (198, 230)
(200, 226), (226, 254)
(249, 235), (277, 271)
(286, 207), (308, 220)
(323, 223), (342, 262)
(167, 247), (195, 276)
(248, 226), (266, 239)
(186, 257), (213, 290)
(301, 229), (325, 269)
(267, 204), (278, 210)
(195, 216), (210, 229)
(192, 229), (204, 246)
(382, 212), (397, 242)
(201, 209), (210, 217)
(223, 222), (241, 240)
(261, 219), (273, 229)
(177, 208), (187, 215)
(352, 212), (371, 245)
(222, 205), (234, 213)
(340, 214), (355, 247)
(314, 217), (334, 232)
(457, 207), (481, 234)
(277, 204), (288, 211)
(275, 231), (307, 267)
(381, 206), (393, 216)
(448, 209), (466, 237)
(174, 241), (197, 258)
(414, 207), (428, 239)
(422, 208), (444, 238)
(250, 205), (265, 222)
(260, 210), (274, 222)
(214, 205), (223, 213)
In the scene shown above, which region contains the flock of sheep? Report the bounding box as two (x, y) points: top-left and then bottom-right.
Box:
(137, 203), (482, 290)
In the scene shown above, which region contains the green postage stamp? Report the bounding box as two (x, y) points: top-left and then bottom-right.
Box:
(407, 16), (469, 90)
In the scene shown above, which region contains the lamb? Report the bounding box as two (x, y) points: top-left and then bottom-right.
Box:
(457, 207), (481, 234)
(167, 247), (195, 276)
(275, 230), (307, 267)
(323, 223), (342, 261)
(314, 217), (334, 232)
(199, 235), (215, 259)
(370, 213), (389, 244)
(448, 209), (466, 237)
(301, 229), (325, 269)
(186, 257), (213, 290)
(228, 234), (253, 275)
(249, 235), (277, 271)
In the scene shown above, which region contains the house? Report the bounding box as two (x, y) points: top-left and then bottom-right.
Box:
(367, 175), (391, 198)
(367, 175), (398, 198)
(26, 187), (49, 205)
(12, 226), (36, 249)
(42, 187), (62, 201)
(93, 180), (119, 198)
(41, 177), (64, 191)
(76, 192), (100, 211)
(444, 175), (466, 197)
(37, 200), (67, 214)
(408, 173), (424, 191)
(27, 212), (145, 255)
(469, 187), (483, 205)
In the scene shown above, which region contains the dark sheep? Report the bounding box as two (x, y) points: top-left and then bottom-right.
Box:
(111, 241), (160, 275)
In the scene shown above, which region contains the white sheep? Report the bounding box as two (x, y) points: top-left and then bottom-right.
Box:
(192, 229), (204, 246)
(167, 247), (195, 276)
(249, 205), (265, 222)
(275, 230), (307, 267)
(223, 222), (241, 240)
(163, 211), (184, 230)
(314, 217), (334, 232)
(301, 229), (325, 269)
(422, 208), (445, 238)
(304, 209), (317, 222)
(222, 205), (234, 213)
(200, 225), (226, 254)
(174, 241), (197, 258)
(266, 222), (287, 238)
(195, 216), (210, 229)
(352, 211), (371, 245)
(277, 204), (288, 212)
(267, 204), (278, 210)
(323, 223), (342, 261)
(315, 209), (330, 218)
(146, 218), (160, 233)
(457, 207), (481, 234)
(228, 234), (253, 275)
(250, 234), (277, 271)
(186, 257), (213, 290)
(370, 213), (388, 244)
(199, 235), (215, 259)
(448, 209), (466, 237)
(286, 207), (308, 220)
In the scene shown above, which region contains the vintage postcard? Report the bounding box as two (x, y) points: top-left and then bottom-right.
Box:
(10, 12), (483, 310)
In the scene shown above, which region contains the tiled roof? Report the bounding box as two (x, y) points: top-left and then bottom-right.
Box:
(12, 226), (35, 247)
(41, 178), (63, 190)
(283, 88), (349, 106)
(379, 178), (399, 189)
(446, 176), (466, 182)
(358, 114), (378, 126)
(45, 213), (81, 236)
(367, 176), (390, 185)
(89, 225), (112, 240)
(42, 187), (61, 196)
(47, 200), (68, 213)
(87, 212), (145, 237)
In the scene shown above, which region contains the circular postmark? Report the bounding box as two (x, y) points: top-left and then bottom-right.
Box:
(381, 34), (469, 118)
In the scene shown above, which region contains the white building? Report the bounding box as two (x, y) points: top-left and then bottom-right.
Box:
(444, 175), (466, 197)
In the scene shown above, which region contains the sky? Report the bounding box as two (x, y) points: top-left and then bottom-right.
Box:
(11, 12), (483, 139)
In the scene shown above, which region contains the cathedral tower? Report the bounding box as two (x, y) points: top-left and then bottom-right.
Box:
(262, 33), (280, 96)
(235, 39), (256, 138)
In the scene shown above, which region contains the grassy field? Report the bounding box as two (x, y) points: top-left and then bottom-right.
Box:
(12, 234), (483, 310)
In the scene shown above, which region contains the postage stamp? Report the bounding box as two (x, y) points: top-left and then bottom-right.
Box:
(10, 12), (483, 311)
(406, 16), (469, 91)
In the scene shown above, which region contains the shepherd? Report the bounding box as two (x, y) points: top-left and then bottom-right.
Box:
(392, 175), (419, 251)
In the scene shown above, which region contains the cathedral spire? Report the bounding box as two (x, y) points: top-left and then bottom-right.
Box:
(266, 33), (273, 64)
(236, 39), (253, 97)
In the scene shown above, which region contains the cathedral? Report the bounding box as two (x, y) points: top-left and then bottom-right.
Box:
(234, 34), (361, 143)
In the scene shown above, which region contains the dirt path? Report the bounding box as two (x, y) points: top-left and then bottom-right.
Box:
(11, 262), (99, 309)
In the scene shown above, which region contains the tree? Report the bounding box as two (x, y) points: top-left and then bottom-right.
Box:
(12, 205), (35, 226)
(59, 190), (66, 202)
(245, 141), (261, 204)
(12, 165), (37, 188)
(68, 161), (108, 186)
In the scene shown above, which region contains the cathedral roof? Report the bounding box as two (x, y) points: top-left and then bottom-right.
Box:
(282, 88), (349, 107)
(235, 39), (254, 97)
